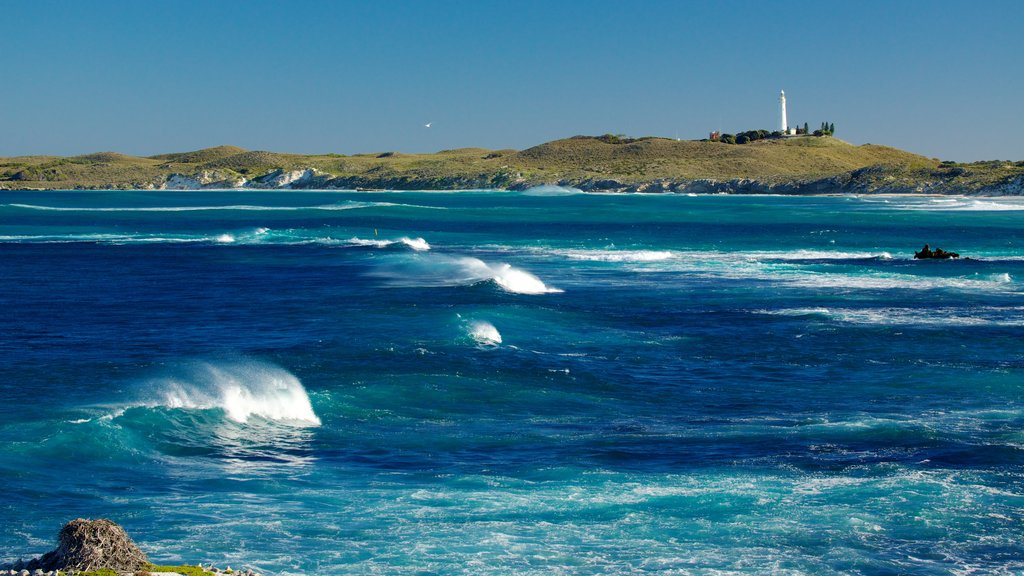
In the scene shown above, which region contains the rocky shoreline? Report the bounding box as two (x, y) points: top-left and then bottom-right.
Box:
(81, 169), (1024, 196)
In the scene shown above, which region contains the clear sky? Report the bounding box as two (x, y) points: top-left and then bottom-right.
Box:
(2, 0), (1021, 161)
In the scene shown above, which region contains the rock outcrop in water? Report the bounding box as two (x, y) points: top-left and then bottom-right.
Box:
(22, 518), (148, 573)
(914, 244), (960, 259)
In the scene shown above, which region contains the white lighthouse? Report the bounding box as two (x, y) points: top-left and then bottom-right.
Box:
(779, 90), (788, 133)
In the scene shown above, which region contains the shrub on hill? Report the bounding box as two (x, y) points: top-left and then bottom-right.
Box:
(201, 151), (290, 172)
(150, 145), (247, 164)
(569, 134), (654, 145)
(719, 129), (779, 145)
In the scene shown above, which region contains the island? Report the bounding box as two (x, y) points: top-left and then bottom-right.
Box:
(1, 134), (1022, 195)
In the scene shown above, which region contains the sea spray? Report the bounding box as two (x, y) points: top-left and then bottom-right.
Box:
(142, 359), (320, 425)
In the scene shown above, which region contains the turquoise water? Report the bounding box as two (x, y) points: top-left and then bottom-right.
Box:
(1, 190), (1023, 575)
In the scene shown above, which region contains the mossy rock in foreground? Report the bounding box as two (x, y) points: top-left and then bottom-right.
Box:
(28, 519), (148, 574)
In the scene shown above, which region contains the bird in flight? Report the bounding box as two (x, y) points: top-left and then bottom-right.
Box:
(424, 122), (432, 128)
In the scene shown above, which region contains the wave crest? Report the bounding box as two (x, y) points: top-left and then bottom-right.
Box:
(144, 360), (321, 426)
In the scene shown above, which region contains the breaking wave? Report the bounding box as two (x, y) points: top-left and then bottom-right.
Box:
(139, 359), (321, 426)
(371, 254), (562, 294)
(467, 320), (502, 346)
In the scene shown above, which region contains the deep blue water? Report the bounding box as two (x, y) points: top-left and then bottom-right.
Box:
(1, 190), (1023, 575)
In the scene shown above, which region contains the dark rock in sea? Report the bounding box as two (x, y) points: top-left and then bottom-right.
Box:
(914, 244), (960, 259)
(24, 518), (148, 573)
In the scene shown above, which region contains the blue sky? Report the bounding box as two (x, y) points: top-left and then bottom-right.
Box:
(2, 0), (1021, 160)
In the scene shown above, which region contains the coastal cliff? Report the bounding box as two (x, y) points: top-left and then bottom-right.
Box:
(2, 136), (1022, 195)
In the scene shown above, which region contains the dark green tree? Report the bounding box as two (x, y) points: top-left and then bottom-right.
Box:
(829, 122), (835, 134)
(804, 122), (809, 134)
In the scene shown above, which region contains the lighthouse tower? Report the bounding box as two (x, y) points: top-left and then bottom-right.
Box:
(779, 90), (788, 133)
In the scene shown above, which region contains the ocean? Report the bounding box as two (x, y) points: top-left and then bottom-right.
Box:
(1, 190), (1022, 575)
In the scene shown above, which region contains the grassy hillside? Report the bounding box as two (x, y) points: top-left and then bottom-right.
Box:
(1, 135), (1021, 193)
(510, 136), (935, 182)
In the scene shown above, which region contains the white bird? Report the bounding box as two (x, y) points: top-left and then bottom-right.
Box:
(424, 122), (432, 128)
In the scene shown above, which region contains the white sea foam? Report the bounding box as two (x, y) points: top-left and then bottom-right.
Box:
(4, 201), (438, 212)
(853, 196), (1024, 212)
(0, 233), (208, 244)
(535, 247), (898, 264)
(529, 246), (1018, 293)
(556, 249), (677, 262)
(468, 321), (502, 346)
(144, 359), (321, 425)
(346, 237), (394, 248)
(757, 306), (1024, 327)
(345, 236), (431, 251)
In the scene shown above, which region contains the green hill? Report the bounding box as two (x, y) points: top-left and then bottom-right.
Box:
(1, 135), (1021, 194)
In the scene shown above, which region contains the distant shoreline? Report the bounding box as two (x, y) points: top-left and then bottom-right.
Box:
(1, 188), (1012, 199)
(3, 136), (1023, 195)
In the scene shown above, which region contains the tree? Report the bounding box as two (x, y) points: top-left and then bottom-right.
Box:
(720, 133), (737, 144)
(804, 122), (809, 134)
(829, 122), (835, 134)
